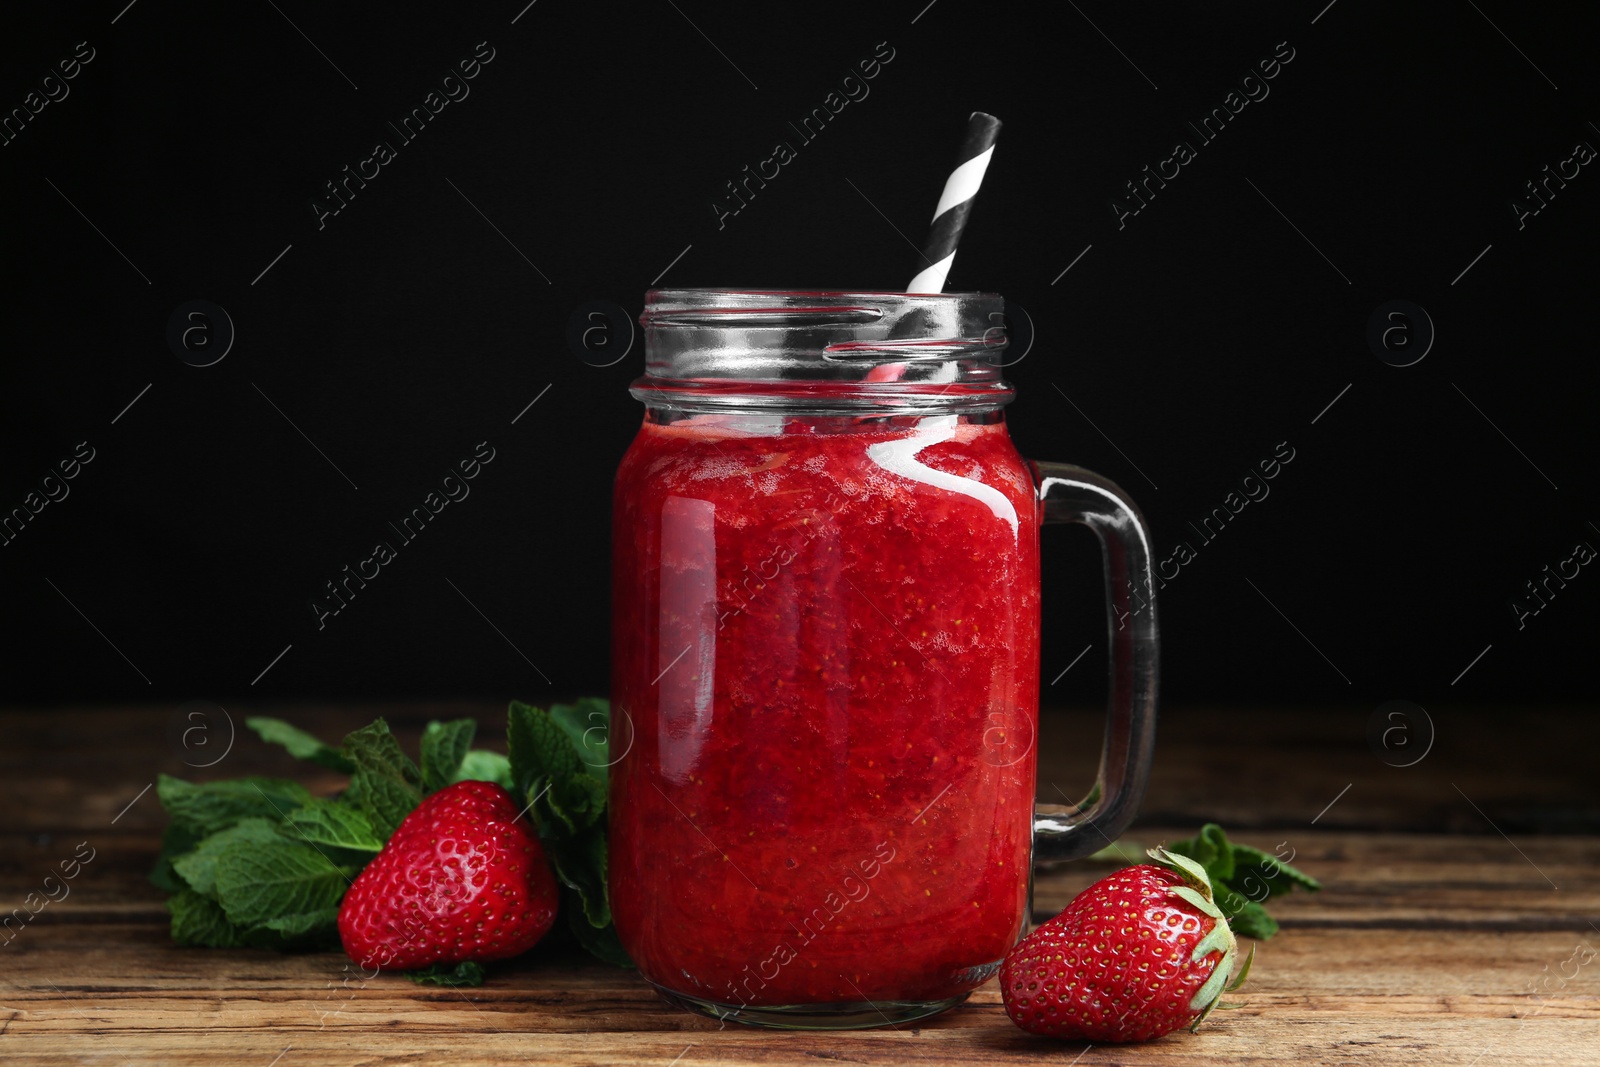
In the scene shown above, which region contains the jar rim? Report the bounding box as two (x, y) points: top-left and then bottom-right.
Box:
(634, 289), (1013, 415)
(644, 286), (1002, 297)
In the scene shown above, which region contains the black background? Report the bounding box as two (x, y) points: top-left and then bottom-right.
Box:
(2, 0), (1595, 710)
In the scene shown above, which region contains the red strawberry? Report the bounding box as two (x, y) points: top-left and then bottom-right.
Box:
(337, 780), (558, 971)
(1000, 847), (1251, 1042)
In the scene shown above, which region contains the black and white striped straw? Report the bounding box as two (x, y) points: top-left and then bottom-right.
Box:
(907, 111), (1003, 294)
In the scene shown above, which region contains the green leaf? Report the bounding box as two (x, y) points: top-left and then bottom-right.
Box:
(1201, 824), (1236, 881)
(547, 773), (607, 834)
(406, 961), (486, 987)
(566, 894), (633, 968)
(1169, 823), (1235, 885)
(213, 836), (354, 933)
(545, 830), (610, 928)
(1224, 900), (1280, 941)
(452, 749), (514, 790)
(278, 799), (384, 853)
(1228, 844), (1322, 897)
(172, 818), (283, 897)
(257, 905), (342, 940)
(505, 699), (617, 947)
(528, 777), (571, 837)
(513, 702), (608, 837)
(1212, 881), (1253, 920)
(245, 717), (357, 773)
(343, 719), (423, 786)
(157, 774), (312, 837)
(420, 719), (477, 793)
(548, 698), (613, 778)
(507, 701), (582, 803)
(352, 776), (421, 841)
(169, 889), (247, 947)
(342, 720), (423, 839)
(149, 819), (205, 892)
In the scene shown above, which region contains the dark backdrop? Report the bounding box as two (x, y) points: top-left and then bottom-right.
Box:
(2, 0), (1595, 709)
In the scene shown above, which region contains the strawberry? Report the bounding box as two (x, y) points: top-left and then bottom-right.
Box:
(1000, 847), (1252, 1042)
(337, 780), (558, 971)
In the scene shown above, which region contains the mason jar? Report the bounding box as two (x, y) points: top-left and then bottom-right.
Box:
(608, 289), (1159, 1029)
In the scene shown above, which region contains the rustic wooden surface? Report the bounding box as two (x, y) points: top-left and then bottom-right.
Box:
(2, 704), (1596, 1066)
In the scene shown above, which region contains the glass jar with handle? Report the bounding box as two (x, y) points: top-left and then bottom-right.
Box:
(609, 289), (1159, 1029)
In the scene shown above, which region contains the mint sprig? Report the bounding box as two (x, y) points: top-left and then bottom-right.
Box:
(452, 749), (514, 790)
(343, 720), (425, 839)
(169, 888), (246, 947)
(152, 702), (631, 983)
(278, 798), (385, 852)
(1168, 823), (1321, 940)
(156, 775), (312, 836)
(246, 717), (357, 773)
(507, 700), (626, 966)
(406, 960), (488, 987)
(170, 817), (282, 897)
(420, 718), (476, 793)
(213, 836), (355, 937)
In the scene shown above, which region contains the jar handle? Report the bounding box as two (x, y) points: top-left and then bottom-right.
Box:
(1029, 461), (1160, 864)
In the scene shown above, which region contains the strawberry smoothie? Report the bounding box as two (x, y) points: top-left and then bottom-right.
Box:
(609, 411), (1042, 1020)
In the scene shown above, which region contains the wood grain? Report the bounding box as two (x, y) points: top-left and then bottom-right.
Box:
(1, 704), (1595, 1065)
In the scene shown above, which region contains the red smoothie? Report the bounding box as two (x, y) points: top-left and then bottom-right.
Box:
(610, 410), (1042, 1015)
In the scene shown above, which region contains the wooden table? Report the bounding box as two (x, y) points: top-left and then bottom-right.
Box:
(3, 704), (1596, 1065)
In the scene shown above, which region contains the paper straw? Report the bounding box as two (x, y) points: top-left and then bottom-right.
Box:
(907, 112), (1002, 294)
(866, 113), (1003, 384)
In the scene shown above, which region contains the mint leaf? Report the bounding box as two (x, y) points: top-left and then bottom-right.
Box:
(169, 889), (247, 947)
(549, 699), (612, 777)
(505, 698), (622, 965)
(420, 719), (476, 793)
(453, 749), (514, 790)
(1229, 844), (1322, 896)
(343, 719), (423, 786)
(528, 779), (571, 836)
(406, 961), (486, 987)
(566, 897), (633, 968)
(1225, 900), (1280, 940)
(1201, 823), (1236, 881)
(343, 720), (423, 839)
(1212, 881), (1253, 920)
(257, 905), (342, 940)
(150, 819), (205, 892)
(245, 717), (357, 773)
(157, 774), (312, 836)
(546, 829), (610, 928)
(547, 772), (606, 834)
(279, 799), (384, 853)
(511, 701), (605, 834)
(172, 818), (283, 897)
(213, 836), (354, 934)
(507, 701), (582, 802)
(1169, 823), (1235, 884)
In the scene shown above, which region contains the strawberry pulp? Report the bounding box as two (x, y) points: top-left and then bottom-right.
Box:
(609, 412), (1042, 1012)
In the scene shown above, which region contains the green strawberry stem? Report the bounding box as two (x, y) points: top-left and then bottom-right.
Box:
(1146, 847), (1241, 1026)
